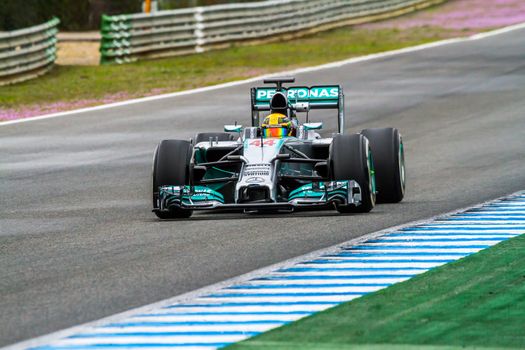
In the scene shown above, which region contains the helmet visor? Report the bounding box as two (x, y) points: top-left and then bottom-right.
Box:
(263, 126), (288, 138)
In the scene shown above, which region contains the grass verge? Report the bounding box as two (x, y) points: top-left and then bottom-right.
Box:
(0, 26), (458, 119)
(228, 234), (525, 350)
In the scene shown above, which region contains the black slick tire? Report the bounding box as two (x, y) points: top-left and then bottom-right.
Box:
(330, 134), (376, 213)
(152, 139), (193, 219)
(360, 128), (405, 203)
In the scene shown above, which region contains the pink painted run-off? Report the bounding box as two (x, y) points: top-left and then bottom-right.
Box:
(363, 0), (525, 30)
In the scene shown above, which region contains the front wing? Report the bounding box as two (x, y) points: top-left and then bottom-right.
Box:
(155, 181), (362, 213)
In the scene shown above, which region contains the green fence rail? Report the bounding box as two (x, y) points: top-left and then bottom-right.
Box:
(99, 0), (446, 65)
(0, 18), (60, 86)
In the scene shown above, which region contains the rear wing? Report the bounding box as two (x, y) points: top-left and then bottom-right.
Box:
(250, 85), (345, 134)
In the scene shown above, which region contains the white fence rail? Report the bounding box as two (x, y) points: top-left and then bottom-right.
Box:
(0, 18), (60, 86)
(100, 0), (445, 64)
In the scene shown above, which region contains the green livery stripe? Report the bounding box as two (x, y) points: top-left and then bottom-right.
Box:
(288, 182), (349, 201)
(160, 185), (225, 205)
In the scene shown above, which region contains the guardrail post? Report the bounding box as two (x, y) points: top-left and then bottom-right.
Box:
(194, 7), (205, 53)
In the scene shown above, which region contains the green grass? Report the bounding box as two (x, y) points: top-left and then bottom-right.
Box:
(228, 234), (525, 350)
(0, 26), (454, 114)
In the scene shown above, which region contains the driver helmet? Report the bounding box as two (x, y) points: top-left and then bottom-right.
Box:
(262, 113), (295, 138)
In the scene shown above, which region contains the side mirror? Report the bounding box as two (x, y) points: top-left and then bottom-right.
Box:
(275, 153), (291, 160)
(304, 122), (323, 131)
(224, 125), (242, 133)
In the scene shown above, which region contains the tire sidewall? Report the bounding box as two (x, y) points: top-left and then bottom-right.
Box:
(330, 134), (376, 212)
(361, 128), (405, 203)
(152, 140), (193, 219)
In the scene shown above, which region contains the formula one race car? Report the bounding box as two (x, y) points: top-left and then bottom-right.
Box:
(152, 77), (405, 219)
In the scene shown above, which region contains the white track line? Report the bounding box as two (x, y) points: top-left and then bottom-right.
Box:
(233, 279), (409, 286)
(344, 248), (485, 254)
(379, 235), (517, 239)
(2, 21), (525, 128)
(4, 190), (524, 350)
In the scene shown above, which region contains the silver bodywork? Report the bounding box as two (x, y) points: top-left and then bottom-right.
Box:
(157, 128), (362, 212)
(155, 80), (364, 213)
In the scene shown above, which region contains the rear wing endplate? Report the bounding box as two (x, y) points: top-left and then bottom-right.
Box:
(250, 85), (345, 134)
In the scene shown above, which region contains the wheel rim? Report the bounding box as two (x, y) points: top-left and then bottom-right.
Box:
(399, 138), (406, 193)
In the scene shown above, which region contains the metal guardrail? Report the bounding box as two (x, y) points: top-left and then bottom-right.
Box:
(100, 0), (445, 64)
(0, 18), (60, 86)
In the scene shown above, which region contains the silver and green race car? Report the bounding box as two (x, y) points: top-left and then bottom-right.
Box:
(152, 77), (405, 219)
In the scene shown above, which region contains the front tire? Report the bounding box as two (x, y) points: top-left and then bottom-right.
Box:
(330, 134), (376, 213)
(152, 140), (193, 219)
(361, 128), (405, 203)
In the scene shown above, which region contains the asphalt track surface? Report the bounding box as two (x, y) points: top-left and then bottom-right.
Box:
(1, 27), (525, 347)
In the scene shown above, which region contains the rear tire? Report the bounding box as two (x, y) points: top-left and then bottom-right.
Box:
(193, 132), (234, 144)
(330, 134), (376, 213)
(152, 140), (193, 219)
(361, 128), (405, 203)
